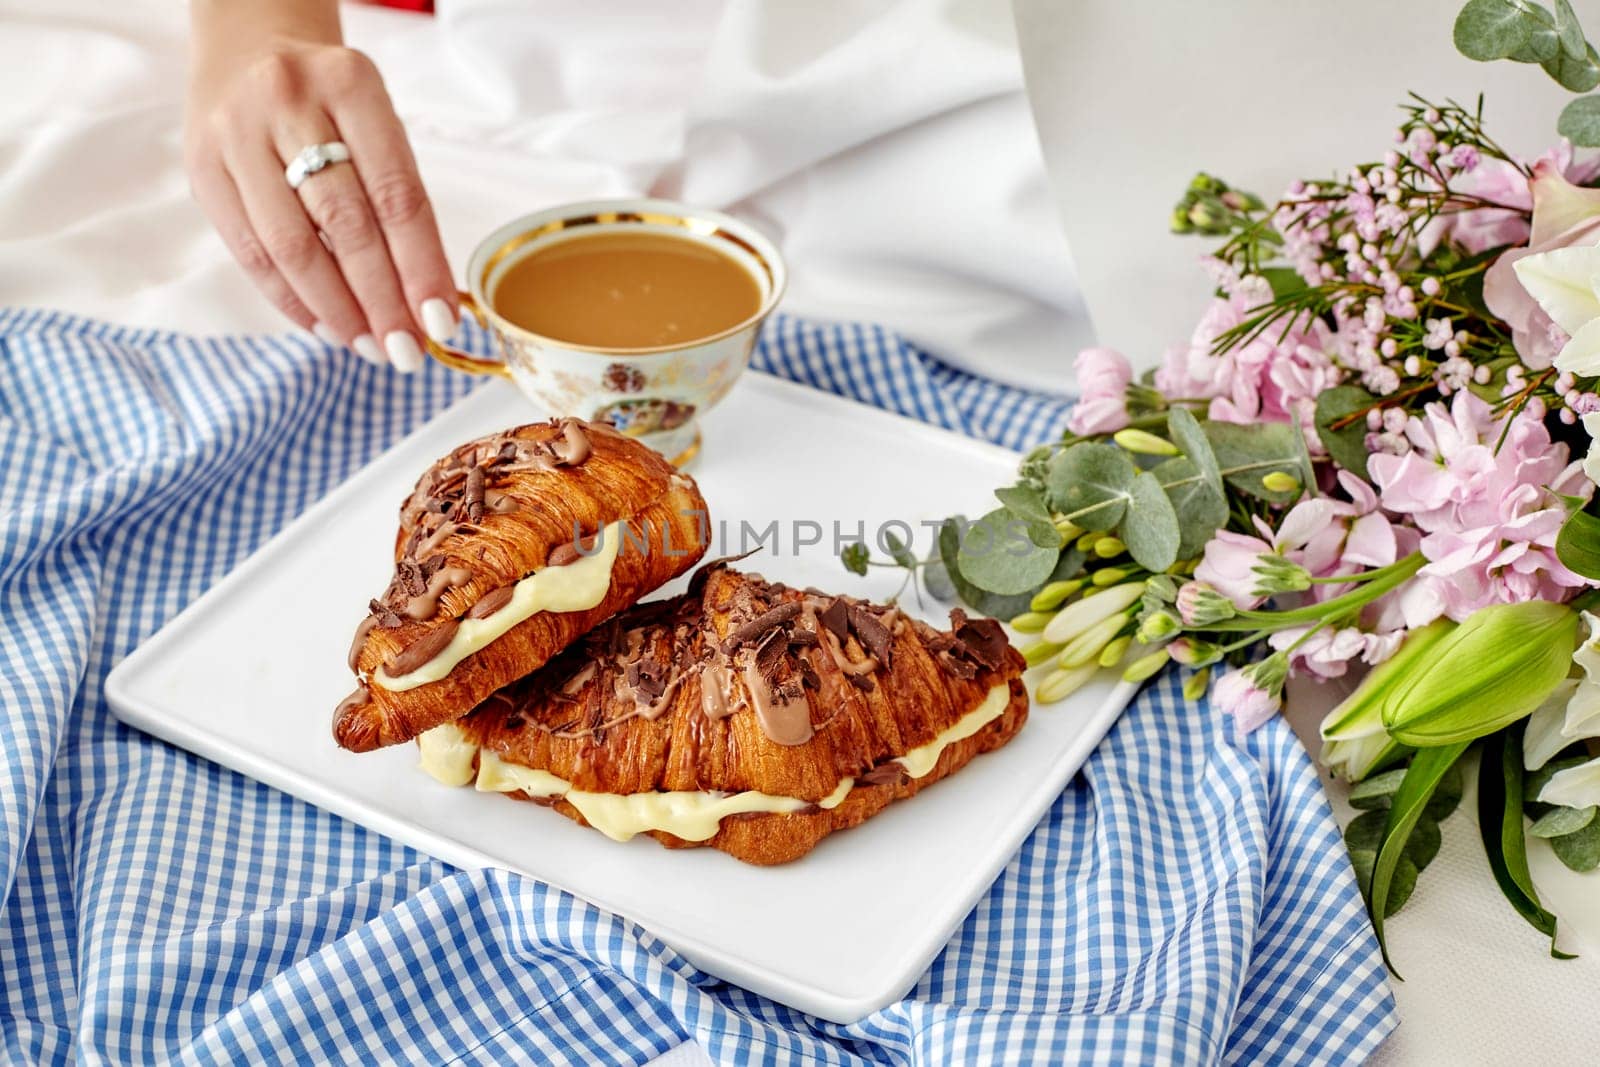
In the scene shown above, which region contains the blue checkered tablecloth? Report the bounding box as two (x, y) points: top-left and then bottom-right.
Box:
(0, 306), (1396, 1064)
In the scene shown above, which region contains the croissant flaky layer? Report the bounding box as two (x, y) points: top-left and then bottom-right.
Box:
(449, 564), (1029, 864)
(334, 418), (709, 752)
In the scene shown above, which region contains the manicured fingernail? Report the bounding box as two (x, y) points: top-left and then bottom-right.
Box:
(385, 330), (425, 373)
(420, 298), (458, 342)
(352, 333), (387, 366)
(313, 322), (341, 346)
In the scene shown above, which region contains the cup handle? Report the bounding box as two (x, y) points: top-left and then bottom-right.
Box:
(423, 291), (510, 379)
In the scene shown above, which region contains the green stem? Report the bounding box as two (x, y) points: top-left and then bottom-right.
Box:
(1205, 552), (1424, 633)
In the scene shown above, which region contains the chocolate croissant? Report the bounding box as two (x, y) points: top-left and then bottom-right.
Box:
(417, 563), (1028, 865)
(335, 417), (709, 752)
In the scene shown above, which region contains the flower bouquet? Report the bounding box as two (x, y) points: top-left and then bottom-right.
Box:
(845, 1), (1600, 966)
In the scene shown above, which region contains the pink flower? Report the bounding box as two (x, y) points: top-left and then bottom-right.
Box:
(1420, 140), (1600, 258)
(1484, 159), (1600, 369)
(1154, 277), (1341, 444)
(1266, 625), (1398, 681)
(1194, 530), (1273, 609)
(1213, 668), (1280, 733)
(1067, 348), (1133, 435)
(1367, 391), (1591, 626)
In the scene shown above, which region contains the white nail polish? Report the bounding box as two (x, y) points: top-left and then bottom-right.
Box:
(385, 330), (425, 373)
(313, 322), (341, 346)
(352, 333), (387, 366)
(420, 298), (458, 342)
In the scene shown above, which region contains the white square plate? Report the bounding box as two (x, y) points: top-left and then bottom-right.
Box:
(105, 373), (1134, 1023)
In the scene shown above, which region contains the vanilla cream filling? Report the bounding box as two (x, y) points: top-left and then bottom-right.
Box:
(894, 683), (1011, 779)
(416, 722), (478, 787)
(414, 681), (1013, 842)
(375, 521), (624, 692)
(474, 748), (853, 842)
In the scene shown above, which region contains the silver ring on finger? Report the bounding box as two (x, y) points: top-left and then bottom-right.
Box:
(285, 141), (353, 191)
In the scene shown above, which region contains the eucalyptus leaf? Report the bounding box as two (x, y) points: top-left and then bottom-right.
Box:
(1202, 421), (1309, 504)
(1345, 809), (1388, 852)
(1046, 442), (1136, 531)
(1529, 804), (1597, 838)
(1167, 407), (1223, 494)
(884, 530), (917, 570)
(1349, 768), (1408, 810)
(1405, 815), (1443, 871)
(1508, 1), (1563, 62)
(1550, 815), (1600, 871)
(1349, 847), (1419, 919)
(939, 518), (1035, 619)
(1426, 759), (1465, 822)
(1120, 470), (1181, 572)
(1553, 0), (1588, 57)
(1370, 743), (1470, 974)
(921, 541), (957, 602)
(1453, 0), (1533, 60)
(1479, 728), (1574, 957)
(1152, 456), (1228, 558)
(1545, 42), (1600, 93)
(1561, 94), (1600, 148)
(1314, 385), (1375, 480)
(957, 507), (1063, 595)
(996, 485), (1063, 549)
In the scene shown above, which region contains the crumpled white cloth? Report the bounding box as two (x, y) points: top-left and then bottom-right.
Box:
(0, 0), (1088, 393)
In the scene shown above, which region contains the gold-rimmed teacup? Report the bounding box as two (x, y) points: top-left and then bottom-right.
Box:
(425, 198), (786, 464)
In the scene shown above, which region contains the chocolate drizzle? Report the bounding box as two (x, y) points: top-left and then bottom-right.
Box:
(385, 618), (461, 676)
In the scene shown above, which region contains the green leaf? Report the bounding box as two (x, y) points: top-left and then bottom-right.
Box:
(1405, 814), (1443, 871)
(1426, 759), (1465, 822)
(1508, 2), (1563, 62)
(1119, 470), (1181, 573)
(921, 540), (957, 602)
(1529, 804), (1597, 838)
(1345, 809), (1388, 852)
(1370, 743), (1470, 975)
(1260, 267), (1308, 299)
(995, 485), (1062, 549)
(1454, 0), (1533, 60)
(1550, 815), (1600, 871)
(1553, 0), (1588, 57)
(957, 508), (1063, 595)
(1313, 385), (1375, 480)
(841, 542), (869, 576)
(1046, 442), (1136, 531)
(1152, 456), (1228, 558)
(1202, 421), (1310, 504)
(1349, 844), (1420, 918)
(884, 530), (917, 570)
(1545, 42), (1600, 92)
(1560, 94), (1600, 147)
(1167, 408), (1223, 495)
(939, 517), (1035, 619)
(1478, 727), (1574, 958)
(1349, 768), (1408, 810)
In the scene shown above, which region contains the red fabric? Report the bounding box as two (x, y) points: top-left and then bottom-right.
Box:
(369, 0), (434, 12)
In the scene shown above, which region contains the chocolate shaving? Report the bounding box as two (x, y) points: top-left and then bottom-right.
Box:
(384, 618), (460, 675)
(818, 598), (850, 643)
(846, 672), (876, 692)
(626, 658), (666, 702)
(797, 660), (821, 689)
(550, 417), (592, 466)
(859, 762), (907, 786)
(398, 560), (426, 598)
(498, 441), (519, 463)
(753, 627), (789, 681)
(952, 614), (1009, 672)
(723, 601), (801, 653)
(846, 605), (893, 667)
(547, 531), (600, 568)
(936, 650), (978, 680)
(504, 714), (525, 730)
(788, 629), (819, 648)
(464, 465), (485, 523)
(467, 584), (515, 620)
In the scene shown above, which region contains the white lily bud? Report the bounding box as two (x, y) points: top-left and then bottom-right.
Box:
(1042, 581), (1145, 645)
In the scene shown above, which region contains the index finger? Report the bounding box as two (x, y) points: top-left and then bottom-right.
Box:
(325, 72), (458, 342)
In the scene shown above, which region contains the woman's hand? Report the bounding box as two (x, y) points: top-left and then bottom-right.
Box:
(184, 0), (456, 369)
